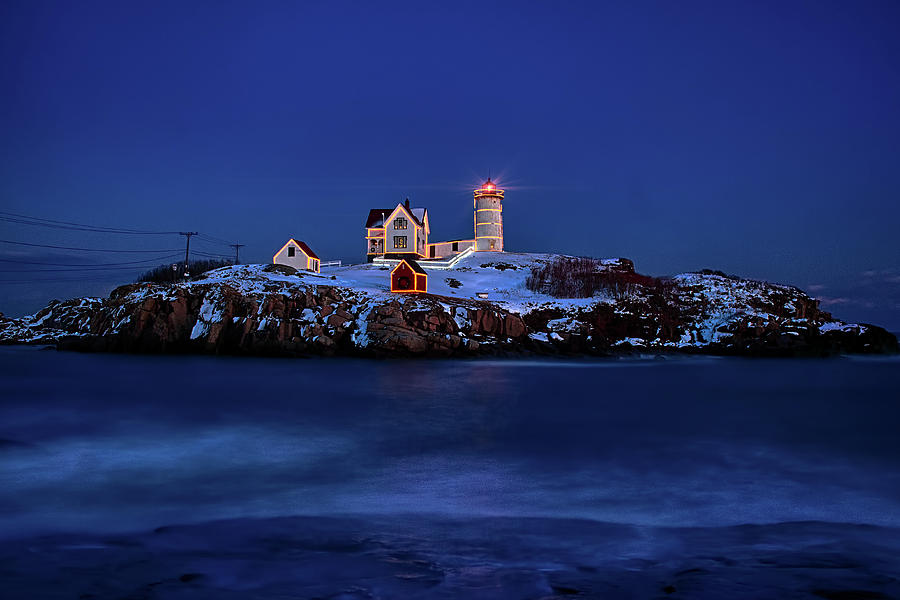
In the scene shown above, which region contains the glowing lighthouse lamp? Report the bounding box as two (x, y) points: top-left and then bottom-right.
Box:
(474, 178), (504, 252)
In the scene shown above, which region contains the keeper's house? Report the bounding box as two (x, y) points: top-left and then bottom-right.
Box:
(365, 199), (429, 261)
(273, 238), (320, 273)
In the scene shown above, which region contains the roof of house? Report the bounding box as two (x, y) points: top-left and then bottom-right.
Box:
(410, 208), (427, 226)
(365, 209), (396, 228)
(289, 239), (319, 260)
(365, 204), (426, 228)
(394, 258), (426, 275)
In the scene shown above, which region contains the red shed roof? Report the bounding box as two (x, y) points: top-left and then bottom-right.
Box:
(393, 258), (426, 274)
(289, 239), (319, 260)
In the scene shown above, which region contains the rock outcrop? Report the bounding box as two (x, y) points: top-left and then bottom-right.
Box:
(1, 259), (896, 358)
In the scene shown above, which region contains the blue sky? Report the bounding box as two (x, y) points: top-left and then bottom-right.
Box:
(1, 1), (898, 328)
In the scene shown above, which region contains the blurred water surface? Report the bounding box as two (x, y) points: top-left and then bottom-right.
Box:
(1, 347), (899, 539)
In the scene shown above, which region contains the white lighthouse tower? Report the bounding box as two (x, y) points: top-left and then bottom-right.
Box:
(474, 178), (504, 252)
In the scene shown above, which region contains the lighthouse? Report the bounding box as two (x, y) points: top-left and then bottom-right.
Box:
(474, 178), (504, 252)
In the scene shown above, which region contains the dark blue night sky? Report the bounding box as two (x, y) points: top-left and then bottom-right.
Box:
(1, 1), (898, 328)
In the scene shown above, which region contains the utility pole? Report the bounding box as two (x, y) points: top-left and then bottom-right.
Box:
(230, 243), (245, 265)
(179, 232), (197, 278)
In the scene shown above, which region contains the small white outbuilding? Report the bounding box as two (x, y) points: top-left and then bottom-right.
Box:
(273, 238), (320, 273)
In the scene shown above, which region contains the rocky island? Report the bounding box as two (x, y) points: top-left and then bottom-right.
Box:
(1, 253), (896, 357)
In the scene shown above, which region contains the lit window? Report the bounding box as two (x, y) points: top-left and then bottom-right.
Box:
(288, 246), (295, 257)
(394, 236), (407, 249)
(394, 217), (407, 230)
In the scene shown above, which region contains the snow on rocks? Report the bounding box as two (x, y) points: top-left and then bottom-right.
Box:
(0, 254), (896, 357)
(819, 321), (865, 334)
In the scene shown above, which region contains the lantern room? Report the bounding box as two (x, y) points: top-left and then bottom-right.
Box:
(474, 178), (504, 199)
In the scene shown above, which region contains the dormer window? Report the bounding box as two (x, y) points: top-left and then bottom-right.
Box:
(394, 217), (407, 230)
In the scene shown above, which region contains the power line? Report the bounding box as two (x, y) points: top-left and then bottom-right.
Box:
(0, 276), (146, 284)
(0, 215), (166, 234)
(194, 238), (237, 252)
(0, 257), (183, 273)
(192, 250), (233, 259)
(0, 252), (225, 281)
(0, 210), (180, 235)
(0, 266), (171, 273)
(0, 239), (182, 253)
(0, 212), (241, 262)
(196, 233), (235, 246)
(0, 254), (183, 267)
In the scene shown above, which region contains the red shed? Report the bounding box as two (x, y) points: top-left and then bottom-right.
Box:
(391, 259), (427, 293)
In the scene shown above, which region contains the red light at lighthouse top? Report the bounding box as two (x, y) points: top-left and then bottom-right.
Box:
(474, 178), (504, 198)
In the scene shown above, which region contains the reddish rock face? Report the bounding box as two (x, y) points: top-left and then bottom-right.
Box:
(1, 267), (896, 358)
(504, 314), (526, 339)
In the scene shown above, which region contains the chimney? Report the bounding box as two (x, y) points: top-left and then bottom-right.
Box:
(405, 198), (410, 209)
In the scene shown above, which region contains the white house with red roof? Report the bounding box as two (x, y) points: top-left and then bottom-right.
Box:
(273, 238), (320, 273)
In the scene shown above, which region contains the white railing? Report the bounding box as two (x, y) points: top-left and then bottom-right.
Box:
(319, 260), (342, 268)
(371, 246), (474, 270)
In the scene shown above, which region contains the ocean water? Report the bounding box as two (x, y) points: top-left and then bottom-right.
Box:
(1, 346), (899, 598)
